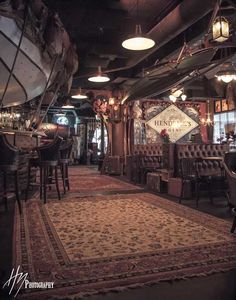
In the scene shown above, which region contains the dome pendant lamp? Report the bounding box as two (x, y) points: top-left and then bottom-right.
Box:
(122, 24), (155, 51)
(72, 87), (88, 99)
(122, 0), (155, 51)
(88, 66), (110, 83)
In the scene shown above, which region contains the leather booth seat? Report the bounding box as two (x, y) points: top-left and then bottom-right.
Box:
(176, 143), (229, 176)
(177, 144), (227, 159)
(0, 151), (30, 193)
(126, 144), (163, 183)
(132, 144), (163, 156)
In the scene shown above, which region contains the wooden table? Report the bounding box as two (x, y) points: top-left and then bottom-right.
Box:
(203, 157), (223, 161)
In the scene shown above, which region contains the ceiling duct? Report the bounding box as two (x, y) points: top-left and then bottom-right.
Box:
(105, 0), (216, 74)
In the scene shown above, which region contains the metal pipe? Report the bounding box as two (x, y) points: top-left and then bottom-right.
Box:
(78, 0), (216, 76)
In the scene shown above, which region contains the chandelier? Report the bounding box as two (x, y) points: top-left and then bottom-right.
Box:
(215, 67), (236, 83)
(200, 100), (214, 126)
(169, 88), (187, 102)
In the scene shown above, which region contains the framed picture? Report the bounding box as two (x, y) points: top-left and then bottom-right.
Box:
(215, 100), (221, 113)
(222, 99), (228, 112)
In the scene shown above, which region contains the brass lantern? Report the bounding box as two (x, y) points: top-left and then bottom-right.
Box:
(213, 16), (229, 42)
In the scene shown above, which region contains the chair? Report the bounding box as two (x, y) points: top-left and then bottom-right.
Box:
(26, 136), (63, 203)
(133, 155), (162, 184)
(59, 139), (73, 193)
(179, 157), (212, 207)
(0, 134), (21, 214)
(139, 155), (163, 184)
(223, 152), (236, 233)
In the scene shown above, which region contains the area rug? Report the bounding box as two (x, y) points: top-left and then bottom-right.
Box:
(68, 166), (99, 177)
(13, 193), (236, 299)
(68, 174), (141, 193)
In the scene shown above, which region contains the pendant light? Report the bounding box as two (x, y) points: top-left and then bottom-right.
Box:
(122, 25), (155, 51)
(71, 87), (88, 99)
(88, 66), (110, 83)
(212, 16), (229, 43)
(54, 109), (65, 117)
(122, 0), (155, 51)
(171, 88), (183, 98)
(215, 63), (236, 83)
(181, 87), (187, 101)
(62, 99), (74, 109)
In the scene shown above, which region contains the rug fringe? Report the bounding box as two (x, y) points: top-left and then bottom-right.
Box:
(46, 267), (236, 300)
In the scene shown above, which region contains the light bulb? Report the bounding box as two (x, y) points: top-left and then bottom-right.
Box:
(169, 95), (177, 102)
(109, 98), (115, 105)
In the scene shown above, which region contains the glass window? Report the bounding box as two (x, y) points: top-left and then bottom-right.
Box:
(213, 111), (236, 143)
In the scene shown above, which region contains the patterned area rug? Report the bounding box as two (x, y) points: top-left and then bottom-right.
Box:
(14, 193), (236, 299)
(68, 174), (141, 193)
(68, 166), (99, 177)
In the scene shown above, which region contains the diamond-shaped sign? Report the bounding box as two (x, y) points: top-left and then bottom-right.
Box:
(146, 104), (198, 142)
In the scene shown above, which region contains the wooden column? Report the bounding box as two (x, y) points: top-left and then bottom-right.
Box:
(100, 118), (105, 157)
(112, 121), (124, 156)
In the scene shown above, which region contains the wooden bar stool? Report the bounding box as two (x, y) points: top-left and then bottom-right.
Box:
(59, 139), (73, 194)
(37, 136), (63, 203)
(26, 136), (63, 203)
(0, 134), (21, 214)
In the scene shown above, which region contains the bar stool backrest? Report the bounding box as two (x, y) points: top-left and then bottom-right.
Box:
(0, 134), (19, 166)
(180, 157), (197, 179)
(60, 139), (74, 160)
(37, 136), (63, 162)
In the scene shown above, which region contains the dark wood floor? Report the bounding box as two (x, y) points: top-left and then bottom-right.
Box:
(0, 169), (236, 300)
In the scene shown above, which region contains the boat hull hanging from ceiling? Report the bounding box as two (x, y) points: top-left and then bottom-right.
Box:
(123, 47), (233, 102)
(0, 0), (78, 108)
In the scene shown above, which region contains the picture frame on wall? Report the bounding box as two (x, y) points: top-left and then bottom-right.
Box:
(215, 100), (221, 113)
(222, 99), (228, 112)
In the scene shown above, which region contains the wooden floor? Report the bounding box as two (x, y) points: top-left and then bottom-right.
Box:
(0, 166), (236, 300)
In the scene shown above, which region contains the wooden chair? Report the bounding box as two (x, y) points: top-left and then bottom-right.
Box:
(0, 134), (21, 214)
(223, 152), (236, 233)
(179, 157), (212, 207)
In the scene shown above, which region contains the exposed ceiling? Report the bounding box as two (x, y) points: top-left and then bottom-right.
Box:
(43, 0), (236, 101)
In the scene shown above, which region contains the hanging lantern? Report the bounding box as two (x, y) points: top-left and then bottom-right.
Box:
(212, 16), (229, 43)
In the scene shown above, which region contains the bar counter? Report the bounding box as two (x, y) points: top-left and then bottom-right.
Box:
(0, 129), (45, 149)
(0, 129), (45, 194)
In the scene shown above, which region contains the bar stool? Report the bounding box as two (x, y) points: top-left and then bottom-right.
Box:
(59, 139), (73, 194)
(0, 134), (21, 214)
(26, 136), (63, 203)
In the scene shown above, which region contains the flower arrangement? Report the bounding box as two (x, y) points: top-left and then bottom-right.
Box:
(160, 129), (170, 143)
